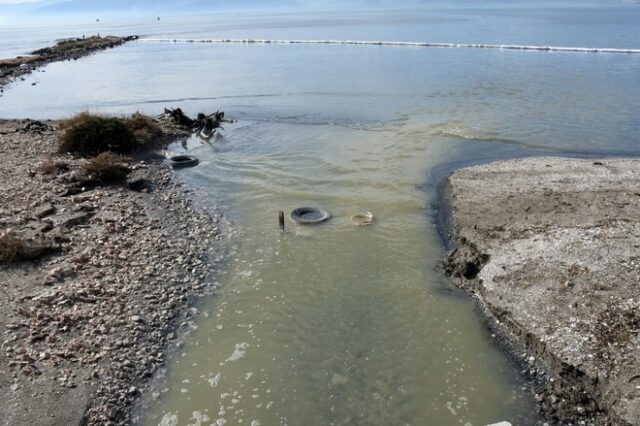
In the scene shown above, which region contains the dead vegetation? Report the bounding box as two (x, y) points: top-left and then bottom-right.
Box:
(59, 112), (163, 156)
(124, 112), (163, 146)
(60, 114), (135, 156)
(36, 159), (70, 175)
(81, 151), (131, 183)
(0, 231), (22, 263)
(0, 230), (60, 264)
(58, 111), (96, 131)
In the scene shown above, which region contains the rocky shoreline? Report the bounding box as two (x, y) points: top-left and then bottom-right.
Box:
(0, 35), (138, 95)
(0, 119), (226, 425)
(442, 157), (640, 426)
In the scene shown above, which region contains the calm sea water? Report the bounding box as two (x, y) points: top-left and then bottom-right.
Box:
(2, 5), (640, 425)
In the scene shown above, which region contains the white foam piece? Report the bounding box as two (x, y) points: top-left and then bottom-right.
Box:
(140, 38), (640, 55)
(485, 422), (512, 426)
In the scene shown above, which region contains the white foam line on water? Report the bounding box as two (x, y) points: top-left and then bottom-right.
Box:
(141, 38), (640, 54)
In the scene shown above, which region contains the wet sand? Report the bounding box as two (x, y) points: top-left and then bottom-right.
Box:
(443, 157), (640, 425)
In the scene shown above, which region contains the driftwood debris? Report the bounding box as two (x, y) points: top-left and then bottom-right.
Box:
(162, 108), (231, 139)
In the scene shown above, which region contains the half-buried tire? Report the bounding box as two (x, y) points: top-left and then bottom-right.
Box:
(168, 155), (199, 169)
(290, 207), (331, 225)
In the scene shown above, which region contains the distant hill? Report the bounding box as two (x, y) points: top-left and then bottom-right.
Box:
(188, 0), (298, 10)
(30, 0), (300, 15)
(0, 0), (634, 18)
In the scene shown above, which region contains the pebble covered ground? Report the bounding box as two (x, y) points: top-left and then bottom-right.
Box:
(0, 119), (226, 425)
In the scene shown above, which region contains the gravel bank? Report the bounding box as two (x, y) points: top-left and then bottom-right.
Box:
(0, 119), (225, 425)
(442, 157), (640, 426)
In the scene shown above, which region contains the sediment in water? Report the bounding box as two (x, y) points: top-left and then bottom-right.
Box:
(442, 157), (640, 425)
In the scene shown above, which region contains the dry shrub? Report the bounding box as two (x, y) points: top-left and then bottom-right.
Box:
(82, 151), (131, 183)
(58, 111), (96, 130)
(60, 114), (135, 156)
(59, 112), (163, 156)
(37, 160), (70, 175)
(0, 231), (59, 264)
(0, 231), (22, 264)
(125, 112), (163, 146)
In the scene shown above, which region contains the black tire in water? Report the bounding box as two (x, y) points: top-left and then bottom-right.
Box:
(168, 155), (199, 169)
(290, 207), (331, 225)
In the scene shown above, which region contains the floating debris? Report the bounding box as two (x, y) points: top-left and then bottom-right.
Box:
(351, 211), (374, 226)
(160, 108), (232, 140)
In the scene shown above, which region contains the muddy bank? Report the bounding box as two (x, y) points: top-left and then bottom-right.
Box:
(0, 119), (225, 425)
(442, 157), (640, 425)
(0, 35), (138, 94)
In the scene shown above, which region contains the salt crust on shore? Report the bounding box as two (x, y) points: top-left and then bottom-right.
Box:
(444, 157), (640, 426)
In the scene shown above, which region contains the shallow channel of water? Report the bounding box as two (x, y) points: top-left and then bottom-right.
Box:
(139, 118), (541, 426)
(1, 8), (639, 424)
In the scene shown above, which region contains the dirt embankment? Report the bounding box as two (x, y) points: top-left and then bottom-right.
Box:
(0, 119), (224, 425)
(442, 157), (640, 426)
(0, 35), (138, 94)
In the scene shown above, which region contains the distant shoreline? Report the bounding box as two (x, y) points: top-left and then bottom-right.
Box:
(0, 35), (138, 95)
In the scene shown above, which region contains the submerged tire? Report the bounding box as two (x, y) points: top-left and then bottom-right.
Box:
(168, 155), (199, 169)
(290, 207), (331, 225)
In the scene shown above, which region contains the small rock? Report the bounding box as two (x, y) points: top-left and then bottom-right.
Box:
(34, 203), (55, 219)
(43, 267), (64, 285)
(38, 221), (54, 234)
(61, 211), (94, 228)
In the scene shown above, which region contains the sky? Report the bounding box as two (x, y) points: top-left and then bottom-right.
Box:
(0, 0), (40, 3)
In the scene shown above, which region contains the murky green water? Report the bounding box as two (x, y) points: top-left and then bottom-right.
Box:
(139, 118), (540, 426)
